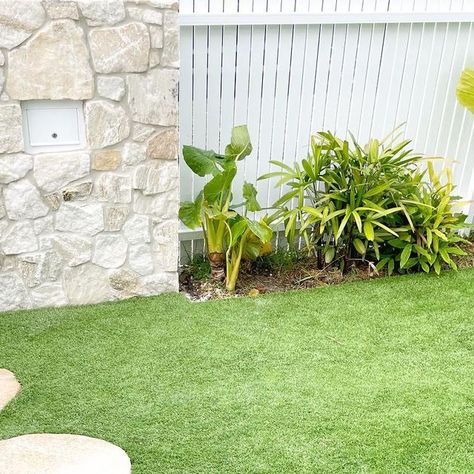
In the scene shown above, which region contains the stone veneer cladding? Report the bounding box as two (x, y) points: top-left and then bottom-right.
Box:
(0, 0), (180, 311)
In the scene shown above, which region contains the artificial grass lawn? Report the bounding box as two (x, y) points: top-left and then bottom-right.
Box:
(1, 270), (474, 473)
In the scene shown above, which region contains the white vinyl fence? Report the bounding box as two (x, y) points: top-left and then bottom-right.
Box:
(179, 0), (474, 260)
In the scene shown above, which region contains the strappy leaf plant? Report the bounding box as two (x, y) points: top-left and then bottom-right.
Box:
(260, 131), (422, 270)
(376, 163), (468, 275)
(260, 130), (469, 274)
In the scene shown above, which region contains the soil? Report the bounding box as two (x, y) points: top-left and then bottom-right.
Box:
(179, 241), (474, 301)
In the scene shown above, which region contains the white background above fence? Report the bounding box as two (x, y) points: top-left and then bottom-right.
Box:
(179, 0), (474, 253)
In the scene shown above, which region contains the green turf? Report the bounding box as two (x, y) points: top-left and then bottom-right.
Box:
(1, 270), (474, 473)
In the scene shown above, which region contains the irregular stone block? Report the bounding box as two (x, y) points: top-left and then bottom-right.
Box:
(55, 203), (104, 236)
(150, 26), (163, 48)
(141, 271), (178, 295)
(149, 50), (160, 68)
(0, 273), (30, 311)
(7, 20), (94, 100)
(147, 0), (179, 9)
(122, 142), (147, 166)
(93, 149), (121, 171)
(1, 222), (38, 255)
(97, 76), (125, 101)
(0, 1), (45, 50)
(43, 192), (62, 211)
(0, 104), (24, 154)
(0, 191), (5, 220)
(33, 215), (54, 235)
(93, 234), (128, 268)
(109, 268), (140, 293)
(0, 154), (33, 184)
(133, 161), (178, 195)
(62, 181), (93, 202)
(127, 68), (178, 126)
(129, 243), (154, 275)
(152, 219), (178, 271)
(85, 101), (130, 148)
(30, 282), (68, 308)
(89, 22), (150, 73)
(43, 1), (79, 20)
(96, 174), (132, 203)
(34, 152), (90, 193)
(64, 264), (113, 305)
(40, 233), (92, 267)
(128, 7), (162, 24)
(147, 128), (178, 160)
(0, 69), (5, 96)
(123, 214), (150, 244)
(104, 206), (129, 231)
(132, 124), (156, 143)
(17, 251), (63, 288)
(4, 179), (49, 220)
(133, 189), (178, 220)
(161, 10), (179, 68)
(78, 0), (126, 26)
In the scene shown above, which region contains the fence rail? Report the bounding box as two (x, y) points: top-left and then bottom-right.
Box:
(180, 11), (474, 26)
(179, 1), (474, 260)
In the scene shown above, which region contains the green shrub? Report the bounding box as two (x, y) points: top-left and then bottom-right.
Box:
(261, 131), (468, 274)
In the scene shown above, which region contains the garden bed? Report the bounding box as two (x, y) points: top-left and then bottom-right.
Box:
(180, 241), (474, 301)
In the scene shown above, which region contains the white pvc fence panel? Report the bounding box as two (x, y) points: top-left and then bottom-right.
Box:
(179, 0), (474, 259)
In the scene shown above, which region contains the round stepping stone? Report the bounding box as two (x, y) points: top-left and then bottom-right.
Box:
(0, 434), (131, 474)
(0, 369), (20, 411)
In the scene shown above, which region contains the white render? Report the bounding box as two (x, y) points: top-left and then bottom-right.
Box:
(0, 0), (179, 312)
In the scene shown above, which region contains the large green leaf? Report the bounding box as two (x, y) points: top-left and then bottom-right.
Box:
(242, 182), (261, 212)
(203, 167), (237, 203)
(225, 125), (253, 160)
(182, 145), (219, 177)
(178, 192), (203, 229)
(246, 219), (273, 243)
(457, 68), (474, 114)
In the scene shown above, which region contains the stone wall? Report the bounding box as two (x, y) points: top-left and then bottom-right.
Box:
(0, 0), (179, 311)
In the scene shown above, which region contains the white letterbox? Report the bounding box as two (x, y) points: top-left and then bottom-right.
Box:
(22, 100), (86, 153)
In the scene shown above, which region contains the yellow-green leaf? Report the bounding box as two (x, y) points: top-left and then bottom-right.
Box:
(363, 221), (375, 241)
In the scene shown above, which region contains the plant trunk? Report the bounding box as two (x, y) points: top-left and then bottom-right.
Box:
(209, 252), (225, 282)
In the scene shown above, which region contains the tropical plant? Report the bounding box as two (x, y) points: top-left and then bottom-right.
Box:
(260, 130), (469, 275)
(376, 163), (468, 275)
(260, 131), (422, 271)
(457, 68), (474, 114)
(179, 125), (253, 281)
(179, 126), (273, 290)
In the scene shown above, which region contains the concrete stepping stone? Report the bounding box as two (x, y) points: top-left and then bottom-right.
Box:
(0, 434), (131, 474)
(0, 369), (20, 411)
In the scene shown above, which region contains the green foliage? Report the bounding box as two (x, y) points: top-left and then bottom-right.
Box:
(225, 213), (273, 291)
(179, 126), (273, 290)
(261, 130), (468, 275)
(254, 249), (309, 273)
(376, 163), (468, 275)
(457, 68), (474, 114)
(187, 254), (211, 281)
